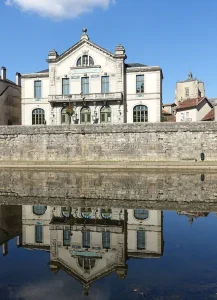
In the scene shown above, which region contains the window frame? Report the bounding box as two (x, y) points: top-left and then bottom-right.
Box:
(102, 231), (111, 249)
(133, 105), (148, 123)
(62, 78), (70, 95)
(100, 106), (111, 123)
(136, 75), (144, 94)
(81, 77), (89, 94)
(34, 80), (42, 99)
(185, 87), (190, 97)
(35, 224), (43, 243)
(101, 76), (110, 93)
(80, 106), (91, 124)
(32, 108), (45, 125)
(77, 55), (94, 67)
(137, 230), (145, 250)
(63, 229), (71, 246)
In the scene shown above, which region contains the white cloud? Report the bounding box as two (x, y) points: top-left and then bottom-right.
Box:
(5, 0), (114, 20)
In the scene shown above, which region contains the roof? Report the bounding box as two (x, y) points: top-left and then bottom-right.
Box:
(125, 63), (147, 68)
(162, 103), (176, 107)
(36, 69), (49, 73)
(176, 97), (205, 111)
(208, 98), (217, 106)
(202, 108), (214, 121)
(162, 109), (171, 115)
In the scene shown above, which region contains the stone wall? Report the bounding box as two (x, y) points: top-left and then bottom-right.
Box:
(0, 169), (217, 211)
(0, 122), (216, 162)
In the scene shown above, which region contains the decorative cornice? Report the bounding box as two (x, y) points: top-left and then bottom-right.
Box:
(21, 73), (49, 79)
(125, 66), (162, 73)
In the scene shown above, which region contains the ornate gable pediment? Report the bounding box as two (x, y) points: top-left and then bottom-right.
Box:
(47, 34), (115, 65)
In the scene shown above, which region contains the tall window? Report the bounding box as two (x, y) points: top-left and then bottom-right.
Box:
(185, 87), (189, 97)
(101, 76), (109, 93)
(136, 75), (144, 93)
(137, 230), (145, 249)
(35, 224), (43, 243)
(134, 209), (149, 220)
(81, 77), (89, 94)
(133, 105), (148, 122)
(80, 106), (91, 124)
(32, 108), (45, 125)
(100, 106), (111, 123)
(63, 230), (71, 246)
(102, 232), (111, 249)
(34, 81), (42, 99)
(82, 231), (90, 248)
(61, 108), (71, 124)
(77, 55), (94, 67)
(33, 205), (47, 216)
(62, 78), (70, 95)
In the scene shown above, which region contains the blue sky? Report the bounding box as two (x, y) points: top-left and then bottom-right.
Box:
(1, 0), (217, 103)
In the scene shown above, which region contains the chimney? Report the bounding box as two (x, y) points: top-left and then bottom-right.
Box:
(16, 72), (21, 86)
(1, 67), (6, 81)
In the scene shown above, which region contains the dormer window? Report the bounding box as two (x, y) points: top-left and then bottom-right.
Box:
(77, 55), (94, 67)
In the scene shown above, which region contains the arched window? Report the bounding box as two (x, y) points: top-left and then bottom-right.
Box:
(78, 258), (95, 271)
(33, 205), (47, 216)
(134, 209), (149, 220)
(61, 108), (71, 124)
(32, 108), (45, 125)
(100, 106), (111, 123)
(80, 106), (91, 124)
(61, 207), (71, 218)
(101, 208), (112, 219)
(133, 105), (148, 123)
(81, 208), (92, 219)
(76, 55), (94, 67)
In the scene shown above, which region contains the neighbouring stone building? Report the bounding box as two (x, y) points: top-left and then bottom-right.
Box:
(175, 72), (205, 105)
(162, 103), (176, 122)
(21, 205), (163, 295)
(21, 29), (163, 125)
(0, 67), (21, 125)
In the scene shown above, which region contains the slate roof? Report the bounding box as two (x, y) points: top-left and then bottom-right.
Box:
(36, 69), (49, 73)
(125, 63), (147, 68)
(202, 108), (214, 121)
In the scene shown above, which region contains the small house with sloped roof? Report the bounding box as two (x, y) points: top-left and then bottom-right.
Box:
(176, 97), (212, 122)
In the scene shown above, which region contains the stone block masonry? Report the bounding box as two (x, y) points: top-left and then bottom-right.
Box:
(0, 122), (217, 162)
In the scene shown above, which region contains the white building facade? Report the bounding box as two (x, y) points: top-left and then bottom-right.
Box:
(21, 29), (163, 126)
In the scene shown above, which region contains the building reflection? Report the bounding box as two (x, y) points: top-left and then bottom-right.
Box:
(0, 205), (22, 256)
(177, 211), (209, 225)
(21, 205), (164, 296)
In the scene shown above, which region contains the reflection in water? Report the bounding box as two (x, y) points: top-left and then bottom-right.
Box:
(1, 170), (217, 298)
(20, 205), (163, 296)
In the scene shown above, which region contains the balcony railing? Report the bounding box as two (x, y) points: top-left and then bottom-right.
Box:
(48, 92), (123, 103)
